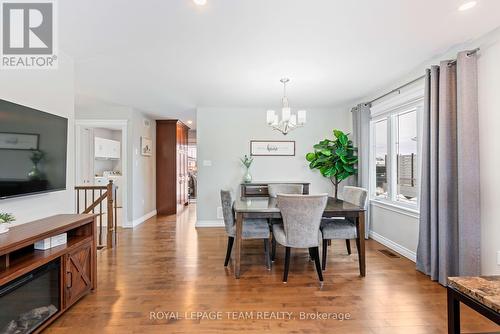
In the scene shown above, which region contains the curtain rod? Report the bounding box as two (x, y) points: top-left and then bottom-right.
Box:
(364, 48), (480, 107)
(365, 74), (425, 106)
(447, 47), (480, 66)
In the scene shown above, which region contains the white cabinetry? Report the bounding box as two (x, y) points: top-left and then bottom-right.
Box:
(95, 137), (120, 159)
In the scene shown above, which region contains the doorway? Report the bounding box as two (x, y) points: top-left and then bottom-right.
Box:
(187, 129), (197, 203)
(75, 120), (128, 227)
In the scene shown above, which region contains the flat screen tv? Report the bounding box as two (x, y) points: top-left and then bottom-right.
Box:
(0, 99), (68, 199)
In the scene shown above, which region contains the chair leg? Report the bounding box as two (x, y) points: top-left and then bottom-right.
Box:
(224, 237), (234, 267)
(311, 247), (324, 282)
(271, 236), (277, 261)
(346, 239), (352, 255)
(322, 239), (328, 271)
(308, 247), (314, 261)
(283, 247), (291, 283)
(263, 238), (271, 270)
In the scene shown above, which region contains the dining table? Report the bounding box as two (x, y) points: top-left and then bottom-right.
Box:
(232, 196), (366, 279)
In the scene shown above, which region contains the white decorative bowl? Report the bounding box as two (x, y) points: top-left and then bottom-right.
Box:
(0, 224), (9, 234)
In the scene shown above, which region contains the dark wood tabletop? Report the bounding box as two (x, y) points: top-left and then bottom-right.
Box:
(234, 197), (365, 215)
(232, 197), (366, 279)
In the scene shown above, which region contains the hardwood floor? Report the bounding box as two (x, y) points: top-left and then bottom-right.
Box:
(46, 205), (500, 334)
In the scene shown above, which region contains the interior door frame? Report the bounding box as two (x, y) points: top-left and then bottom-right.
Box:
(75, 119), (129, 226)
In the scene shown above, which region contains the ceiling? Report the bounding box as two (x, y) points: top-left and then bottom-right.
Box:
(60, 0), (500, 126)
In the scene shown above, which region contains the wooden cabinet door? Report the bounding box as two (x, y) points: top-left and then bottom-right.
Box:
(64, 241), (92, 308)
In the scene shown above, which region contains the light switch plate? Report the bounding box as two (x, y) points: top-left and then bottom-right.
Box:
(203, 160), (212, 167)
(497, 251), (500, 266)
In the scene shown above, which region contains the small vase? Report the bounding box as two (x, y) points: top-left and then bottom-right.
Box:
(0, 224), (9, 234)
(28, 163), (43, 180)
(243, 168), (252, 183)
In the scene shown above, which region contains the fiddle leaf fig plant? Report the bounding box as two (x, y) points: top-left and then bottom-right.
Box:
(306, 129), (358, 199)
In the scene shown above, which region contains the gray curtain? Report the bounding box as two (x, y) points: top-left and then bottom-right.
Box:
(416, 51), (480, 285)
(351, 103), (370, 238)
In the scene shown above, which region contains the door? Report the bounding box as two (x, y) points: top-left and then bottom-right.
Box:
(64, 241), (92, 308)
(77, 127), (94, 185)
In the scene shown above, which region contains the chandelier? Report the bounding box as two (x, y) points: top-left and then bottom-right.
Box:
(266, 78), (306, 135)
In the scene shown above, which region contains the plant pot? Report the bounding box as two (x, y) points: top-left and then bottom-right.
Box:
(0, 224), (9, 234)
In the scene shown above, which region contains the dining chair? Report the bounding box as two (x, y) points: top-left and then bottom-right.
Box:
(272, 194), (328, 283)
(220, 190), (271, 269)
(268, 183), (305, 258)
(268, 184), (304, 198)
(321, 186), (368, 271)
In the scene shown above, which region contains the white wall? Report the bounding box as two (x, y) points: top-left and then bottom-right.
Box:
(197, 107), (351, 225)
(359, 27), (500, 274)
(0, 53), (75, 225)
(75, 98), (156, 227)
(131, 111), (156, 225)
(477, 34), (500, 275)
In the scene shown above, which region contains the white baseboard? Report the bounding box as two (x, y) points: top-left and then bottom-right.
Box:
(123, 209), (157, 228)
(369, 231), (416, 262)
(195, 220), (224, 228)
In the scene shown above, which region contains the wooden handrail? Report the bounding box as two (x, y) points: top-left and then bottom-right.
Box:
(75, 180), (117, 249)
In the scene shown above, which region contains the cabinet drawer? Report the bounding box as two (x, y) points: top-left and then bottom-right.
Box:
(243, 185), (269, 197)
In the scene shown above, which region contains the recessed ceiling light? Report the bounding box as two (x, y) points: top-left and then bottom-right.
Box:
(193, 0), (207, 6)
(187, 120), (193, 125)
(458, 1), (477, 11)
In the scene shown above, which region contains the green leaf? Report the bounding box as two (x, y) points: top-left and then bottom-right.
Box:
(335, 147), (347, 156)
(305, 152), (316, 162)
(343, 164), (354, 173)
(338, 134), (348, 146)
(333, 129), (344, 138)
(320, 149), (332, 156)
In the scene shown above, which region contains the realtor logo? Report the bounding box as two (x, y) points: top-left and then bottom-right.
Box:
(1, 0), (57, 69)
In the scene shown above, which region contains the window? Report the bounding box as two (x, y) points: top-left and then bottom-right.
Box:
(396, 110), (418, 204)
(374, 119), (388, 198)
(369, 85), (423, 210)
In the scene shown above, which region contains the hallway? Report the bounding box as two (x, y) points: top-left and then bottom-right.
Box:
(46, 206), (499, 333)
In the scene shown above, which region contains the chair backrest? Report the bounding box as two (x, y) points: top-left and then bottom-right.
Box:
(220, 190), (235, 235)
(343, 186), (368, 209)
(277, 194), (328, 248)
(268, 184), (304, 198)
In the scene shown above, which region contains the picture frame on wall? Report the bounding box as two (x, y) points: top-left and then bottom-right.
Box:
(141, 136), (152, 156)
(250, 140), (295, 156)
(0, 132), (39, 150)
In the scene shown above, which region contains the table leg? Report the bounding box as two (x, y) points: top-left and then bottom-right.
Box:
(447, 288), (460, 334)
(356, 212), (366, 277)
(235, 212), (243, 279)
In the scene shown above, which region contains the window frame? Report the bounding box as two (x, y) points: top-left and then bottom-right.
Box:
(369, 83), (424, 212)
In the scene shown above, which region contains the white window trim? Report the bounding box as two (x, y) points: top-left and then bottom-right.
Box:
(369, 82), (424, 214)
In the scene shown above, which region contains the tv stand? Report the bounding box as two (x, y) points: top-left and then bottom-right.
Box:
(0, 214), (97, 333)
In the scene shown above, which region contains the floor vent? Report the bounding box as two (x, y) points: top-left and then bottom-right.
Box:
(379, 249), (400, 258)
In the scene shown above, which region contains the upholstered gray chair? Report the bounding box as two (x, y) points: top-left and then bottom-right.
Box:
(268, 184), (304, 198)
(321, 186), (368, 271)
(220, 190), (271, 269)
(268, 184), (305, 256)
(272, 194), (328, 283)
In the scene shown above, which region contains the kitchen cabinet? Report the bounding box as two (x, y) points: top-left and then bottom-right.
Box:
(156, 120), (189, 215)
(95, 137), (120, 159)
